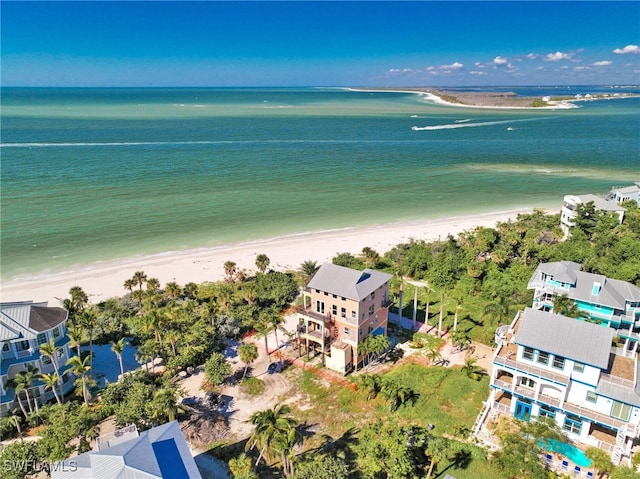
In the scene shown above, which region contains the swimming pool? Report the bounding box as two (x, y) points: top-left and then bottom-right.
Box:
(539, 438), (592, 467)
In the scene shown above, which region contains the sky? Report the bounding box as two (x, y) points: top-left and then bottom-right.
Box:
(2, 1), (639, 87)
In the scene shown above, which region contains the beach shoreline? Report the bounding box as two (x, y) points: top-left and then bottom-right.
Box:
(0, 208), (553, 306)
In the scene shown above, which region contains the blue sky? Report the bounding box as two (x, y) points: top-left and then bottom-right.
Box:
(2, 1), (639, 86)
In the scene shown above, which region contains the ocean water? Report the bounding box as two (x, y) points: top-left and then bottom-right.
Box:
(1, 87), (639, 281)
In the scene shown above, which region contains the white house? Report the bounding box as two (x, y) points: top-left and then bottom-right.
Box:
(52, 421), (203, 478)
(560, 194), (626, 237)
(607, 182), (640, 206)
(487, 308), (640, 465)
(1, 301), (74, 415)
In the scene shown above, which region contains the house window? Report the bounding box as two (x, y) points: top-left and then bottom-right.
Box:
(370, 292), (375, 301)
(368, 326), (373, 334)
(573, 362), (585, 373)
(552, 356), (565, 370)
(523, 347), (534, 360)
(519, 377), (536, 389)
(341, 297), (346, 301)
(17, 340), (30, 351)
(537, 352), (549, 365)
(324, 292), (328, 296)
(37, 333), (47, 345)
(359, 328), (363, 336)
(341, 307), (346, 318)
(539, 407), (556, 419)
(316, 301), (325, 314)
(368, 305), (374, 316)
(563, 416), (582, 434)
(585, 391), (597, 403)
(42, 355), (52, 365)
(2, 343), (9, 352)
(351, 311), (356, 318)
(332, 305), (337, 316)
(611, 401), (632, 421)
(332, 294), (337, 299)
(52, 327), (61, 339)
(344, 327), (350, 336)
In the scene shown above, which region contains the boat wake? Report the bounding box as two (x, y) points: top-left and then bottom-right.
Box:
(412, 117), (547, 131)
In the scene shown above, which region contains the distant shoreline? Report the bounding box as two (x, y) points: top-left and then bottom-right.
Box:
(348, 87), (640, 110)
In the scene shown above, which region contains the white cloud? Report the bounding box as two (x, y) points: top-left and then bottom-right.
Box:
(470, 71), (487, 76)
(613, 45), (640, 54)
(592, 61), (612, 67)
(441, 62), (463, 70)
(526, 53), (539, 60)
(546, 51), (572, 61)
(388, 68), (400, 73)
(493, 56), (508, 65)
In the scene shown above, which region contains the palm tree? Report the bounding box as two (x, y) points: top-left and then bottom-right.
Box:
(146, 277), (160, 292)
(299, 260), (320, 285)
(553, 294), (585, 319)
(164, 281), (182, 300)
(359, 247), (380, 267)
(247, 404), (298, 467)
(254, 317), (272, 358)
(40, 371), (62, 405)
(132, 270), (148, 290)
(6, 377), (28, 418)
(358, 374), (383, 400)
(482, 294), (516, 327)
(425, 436), (450, 479)
(66, 324), (83, 357)
(223, 261), (237, 283)
(67, 354), (91, 406)
(228, 453), (258, 479)
(39, 339), (63, 402)
(461, 358), (485, 381)
(152, 388), (182, 423)
(425, 345), (443, 366)
(238, 342), (259, 379)
(111, 338), (126, 380)
(5, 409), (23, 441)
(79, 308), (98, 374)
(123, 278), (136, 293)
(380, 380), (418, 412)
(273, 422), (303, 477)
(21, 364), (40, 413)
(255, 254), (270, 273)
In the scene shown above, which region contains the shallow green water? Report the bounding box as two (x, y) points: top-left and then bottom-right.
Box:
(1, 87), (638, 280)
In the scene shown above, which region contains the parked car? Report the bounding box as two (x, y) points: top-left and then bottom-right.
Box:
(267, 362), (282, 374)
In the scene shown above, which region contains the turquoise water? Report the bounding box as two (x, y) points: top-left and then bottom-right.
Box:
(1, 87), (639, 280)
(540, 438), (592, 468)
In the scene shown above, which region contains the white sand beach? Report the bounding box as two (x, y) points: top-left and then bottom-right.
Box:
(0, 208), (543, 305)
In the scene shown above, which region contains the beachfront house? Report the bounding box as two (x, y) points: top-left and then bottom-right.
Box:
(51, 420), (203, 478)
(0, 301), (75, 416)
(560, 193), (625, 237)
(528, 261), (640, 355)
(607, 182), (640, 206)
(297, 263), (392, 374)
(487, 308), (640, 465)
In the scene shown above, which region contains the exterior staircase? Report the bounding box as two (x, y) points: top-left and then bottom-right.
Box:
(612, 426), (627, 465)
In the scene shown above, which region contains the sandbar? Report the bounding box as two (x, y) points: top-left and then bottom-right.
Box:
(0, 208), (549, 306)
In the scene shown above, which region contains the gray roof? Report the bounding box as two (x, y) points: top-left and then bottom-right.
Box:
(0, 302), (68, 341)
(596, 370), (640, 408)
(573, 194), (626, 212)
(52, 421), (202, 479)
(528, 262), (640, 310)
(611, 183), (640, 195)
(307, 263), (392, 301)
(515, 308), (614, 369)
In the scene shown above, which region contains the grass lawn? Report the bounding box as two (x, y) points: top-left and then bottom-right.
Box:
(287, 361), (506, 478)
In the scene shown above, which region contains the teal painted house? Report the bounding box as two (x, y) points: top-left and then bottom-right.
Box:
(528, 261), (640, 353)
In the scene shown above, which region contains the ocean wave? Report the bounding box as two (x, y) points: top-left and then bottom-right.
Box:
(0, 141), (225, 148)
